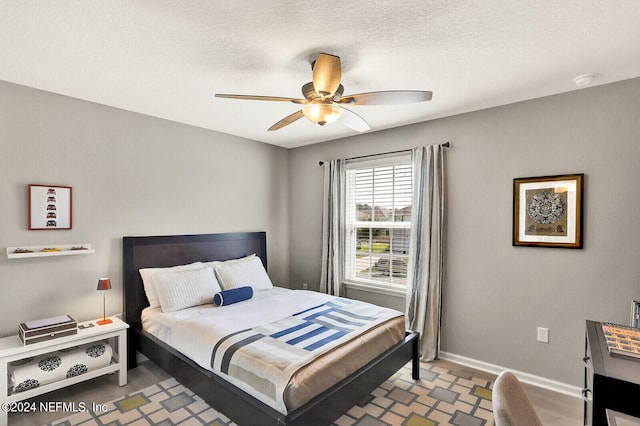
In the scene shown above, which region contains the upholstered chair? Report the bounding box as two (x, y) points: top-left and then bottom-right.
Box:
(492, 371), (543, 426)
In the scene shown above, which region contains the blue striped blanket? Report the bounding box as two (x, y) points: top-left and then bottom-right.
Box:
(209, 296), (401, 413)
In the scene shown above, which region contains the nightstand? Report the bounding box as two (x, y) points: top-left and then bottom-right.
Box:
(0, 317), (128, 426)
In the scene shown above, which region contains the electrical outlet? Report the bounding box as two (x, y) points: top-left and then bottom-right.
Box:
(302, 282), (309, 290)
(537, 327), (549, 343)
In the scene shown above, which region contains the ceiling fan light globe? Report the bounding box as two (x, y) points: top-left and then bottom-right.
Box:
(302, 104), (342, 125)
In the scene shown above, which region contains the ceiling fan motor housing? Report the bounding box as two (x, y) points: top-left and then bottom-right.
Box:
(302, 82), (343, 102)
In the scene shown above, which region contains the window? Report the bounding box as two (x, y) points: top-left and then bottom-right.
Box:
(344, 154), (412, 290)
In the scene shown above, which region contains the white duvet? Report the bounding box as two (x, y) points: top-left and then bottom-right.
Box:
(143, 287), (306, 368)
(142, 287), (402, 413)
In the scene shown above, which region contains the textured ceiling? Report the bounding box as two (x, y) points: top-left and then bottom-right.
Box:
(1, 1), (639, 148)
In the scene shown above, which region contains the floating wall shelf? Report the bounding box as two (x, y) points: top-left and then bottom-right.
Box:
(6, 243), (94, 259)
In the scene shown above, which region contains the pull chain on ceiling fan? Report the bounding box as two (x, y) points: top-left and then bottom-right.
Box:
(215, 53), (432, 132)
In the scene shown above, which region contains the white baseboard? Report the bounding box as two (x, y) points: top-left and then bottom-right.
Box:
(439, 351), (583, 399)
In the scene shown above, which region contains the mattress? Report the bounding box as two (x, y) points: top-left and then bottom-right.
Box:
(142, 287), (405, 413)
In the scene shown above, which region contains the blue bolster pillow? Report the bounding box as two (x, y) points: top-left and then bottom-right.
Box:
(213, 286), (253, 306)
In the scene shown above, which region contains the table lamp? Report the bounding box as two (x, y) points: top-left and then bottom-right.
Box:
(96, 278), (112, 325)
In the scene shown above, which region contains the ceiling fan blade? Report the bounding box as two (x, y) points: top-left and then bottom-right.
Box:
(337, 90), (433, 105)
(216, 94), (306, 104)
(312, 53), (342, 98)
(339, 107), (370, 132)
(268, 110), (305, 131)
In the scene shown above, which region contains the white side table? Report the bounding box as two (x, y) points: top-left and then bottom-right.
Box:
(0, 317), (128, 426)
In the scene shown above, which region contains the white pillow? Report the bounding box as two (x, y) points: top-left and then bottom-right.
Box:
(214, 255), (273, 291)
(202, 253), (256, 270)
(153, 266), (222, 313)
(139, 262), (204, 308)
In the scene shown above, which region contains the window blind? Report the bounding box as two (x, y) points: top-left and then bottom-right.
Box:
(345, 155), (412, 288)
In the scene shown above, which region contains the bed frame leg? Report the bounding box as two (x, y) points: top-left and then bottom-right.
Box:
(127, 329), (139, 369)
(412, 332), (420, 380)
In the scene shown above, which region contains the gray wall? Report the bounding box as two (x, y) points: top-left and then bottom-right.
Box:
(0, 80), (290, 337)
(2, 76), (639, 388)
(288, 77), (640, 386)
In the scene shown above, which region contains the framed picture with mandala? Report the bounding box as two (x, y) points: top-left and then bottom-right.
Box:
(513, 174), (584, 248)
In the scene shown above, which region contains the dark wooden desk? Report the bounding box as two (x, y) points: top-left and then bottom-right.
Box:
(607, 409), (640, 425)
(584, 320), (640, 425)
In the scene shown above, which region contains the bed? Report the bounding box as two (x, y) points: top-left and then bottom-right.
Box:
(123, 232), (419, 425)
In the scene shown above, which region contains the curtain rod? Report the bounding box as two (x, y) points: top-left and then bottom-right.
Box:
(318, 141), (450, 166)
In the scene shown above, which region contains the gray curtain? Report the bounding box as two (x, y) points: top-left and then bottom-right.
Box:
(319, 159), (345, 296)
(406, 144), (445, 361)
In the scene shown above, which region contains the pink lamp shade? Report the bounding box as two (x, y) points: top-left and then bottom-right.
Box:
(96, 278), (112, 325)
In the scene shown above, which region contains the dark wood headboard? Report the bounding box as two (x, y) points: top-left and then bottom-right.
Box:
(122, 232), (267, 329)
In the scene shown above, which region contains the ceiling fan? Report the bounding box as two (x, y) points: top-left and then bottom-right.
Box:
(215, 53), (432, 132)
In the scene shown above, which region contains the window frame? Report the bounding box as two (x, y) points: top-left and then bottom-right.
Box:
(343, 152), (413, 294)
